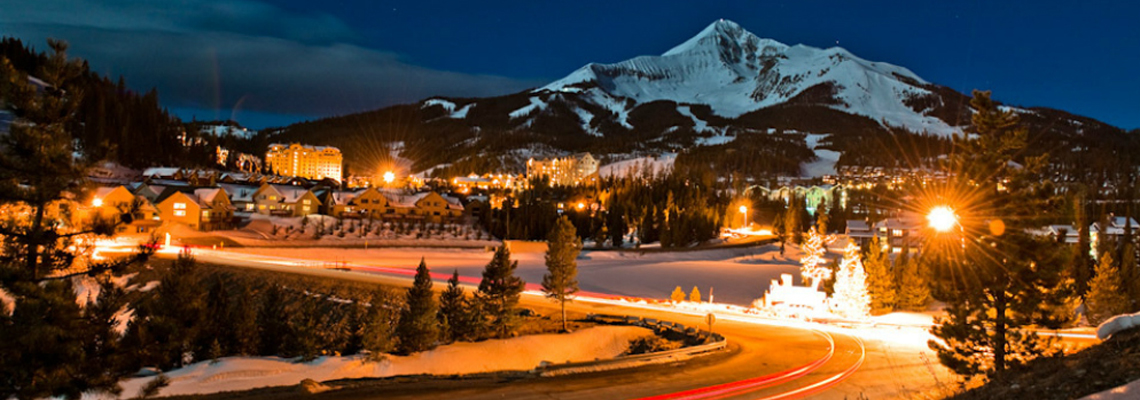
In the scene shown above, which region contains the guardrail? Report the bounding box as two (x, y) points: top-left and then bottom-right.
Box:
(534, 313), (728, 377)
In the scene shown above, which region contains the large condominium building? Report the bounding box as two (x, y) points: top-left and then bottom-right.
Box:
(266, 143), (343, 182)
(526, 152), (599, 187)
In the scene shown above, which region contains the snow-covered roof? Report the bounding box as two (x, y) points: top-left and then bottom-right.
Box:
(143, 167), (181, 178)
(92, 186), (120, 199)
(269, 184), (312, 202)
(218, 183), (258, 203)
(194, 188), (225, 205)
(330, 190), (358, 206)
(441, 195), (464, 210)
(846, 220), (871, 232)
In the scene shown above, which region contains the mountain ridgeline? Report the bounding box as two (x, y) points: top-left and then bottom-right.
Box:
(266, 20), (1132, 181)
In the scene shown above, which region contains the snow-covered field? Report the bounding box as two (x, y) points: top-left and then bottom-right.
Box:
(222, 243), (815, 306)
(83, 326), (650, 399)
(168, 215), (499, 248)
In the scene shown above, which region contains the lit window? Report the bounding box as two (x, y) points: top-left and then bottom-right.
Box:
(173, 210), (186, 217)
(892, 229), (903, 237)
(174, 202), (186, 210)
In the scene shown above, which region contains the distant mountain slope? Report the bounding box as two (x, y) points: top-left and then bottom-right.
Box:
(267, 20), (1125, 178)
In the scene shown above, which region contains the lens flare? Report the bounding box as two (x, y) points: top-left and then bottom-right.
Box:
(928, 206), (957, 232)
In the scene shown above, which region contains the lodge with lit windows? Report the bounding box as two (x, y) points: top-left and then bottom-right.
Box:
(266, 143), (343, 182)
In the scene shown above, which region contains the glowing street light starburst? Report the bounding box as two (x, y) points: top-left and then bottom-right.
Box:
(382, 171), (395, 184)
(928, 206), (958, 232)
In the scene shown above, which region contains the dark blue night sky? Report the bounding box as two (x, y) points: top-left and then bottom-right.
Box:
(2, 0), (1137, 130)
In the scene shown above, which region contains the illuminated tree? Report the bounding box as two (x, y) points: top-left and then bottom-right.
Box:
(799, 227), (829, 288)
(690, 286), (701, 303)
(831, 242), (870, 320)
(1086, 251), (1130, 325)
(543, 216), (580, 332)
(864, 237), (896, 314)
(671, 286), (686, 303)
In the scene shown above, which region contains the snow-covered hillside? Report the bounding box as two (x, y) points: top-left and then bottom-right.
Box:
(536, 19), (958, 136)
(198, 122), (256, 139)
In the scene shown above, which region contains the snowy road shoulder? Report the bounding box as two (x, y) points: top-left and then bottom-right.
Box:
(84, 325), (651, 399)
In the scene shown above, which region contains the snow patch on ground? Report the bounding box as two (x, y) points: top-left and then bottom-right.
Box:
(422, 99), (456, 112)
(801, 134), (838, 177)
(0, 287), (14, 316)
(449, 104), (473, 119)
(1081, 378), (1140, 400)
(509, 97), (547, 120)
(83, 326), (650, 399)
(599, 154), (676, 178)
(1097, 311), (1140, 340)
(72, 276), (102, 308)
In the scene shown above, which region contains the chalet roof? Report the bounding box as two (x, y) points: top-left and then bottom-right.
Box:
(193, 188), (225, 205)
(92, 186), (121, 199)
(142, 167), (181, 178)
(330, 190), (358, 206)
(218, 183), (258, 202)
(269, 184), (312, 202)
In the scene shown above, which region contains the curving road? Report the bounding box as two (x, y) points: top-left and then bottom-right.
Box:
(162, 248), (951, 400)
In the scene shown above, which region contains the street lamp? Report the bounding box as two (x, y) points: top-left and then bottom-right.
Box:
(928, 206), (958, 233)
(382, 171), (395, 185)
(738, 205), (748, 230)
(92, 198), (103, 207)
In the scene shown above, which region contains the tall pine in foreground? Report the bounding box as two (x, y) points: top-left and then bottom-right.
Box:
(0, 39), (150, 399)
(1086, 252), (1130, 325)
(476, 246), (526, 338)
(396, 258), (439, 354)
(542, 216), (580, 332)
(929, 90), (1071, 379)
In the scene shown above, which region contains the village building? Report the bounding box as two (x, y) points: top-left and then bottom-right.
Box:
(266, 143), (343, 182)
(89, 185), (161, 235)
(155, 188), (234, 231)
(251, 183), (321, 217)
(526, 152), (599, 187)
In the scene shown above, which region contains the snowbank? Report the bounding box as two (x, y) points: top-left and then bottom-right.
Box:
(1096, 311), (1140, 340)
(1081, 379), (1140, 400)
(0, 287), (13, 316)
(84, 325), (650, 399)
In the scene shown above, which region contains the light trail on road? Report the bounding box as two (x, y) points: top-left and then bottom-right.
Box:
(170, 247), (870, 400)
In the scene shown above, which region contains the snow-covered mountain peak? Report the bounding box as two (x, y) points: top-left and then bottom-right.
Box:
(662, 19), (787, 60)
(537, 19), (955, 135)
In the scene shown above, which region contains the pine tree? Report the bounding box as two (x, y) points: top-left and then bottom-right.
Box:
(831, 242), (870, 320)
(929, 90), (1070, 378)
(362, 287), (397, 357)
(799, 227), (829, 288)
(0, 41), (156, 399)
(690, 286), (701, 303)
(438, 270), (469, 342)
(475, 246), (526, 338)
(1072, 189), (1093, 296)
(543, 216), (581, 332)
(256, 284), (290, 356)
(396, 258), (439, 354)
(896, 256), (932, 311)
(864, 237), (896, 314)
(815, 202), (830, 234)
(1086, 252), (1130, 325)
(820, 258), (841, 295)
(671, 286), (686, 303)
